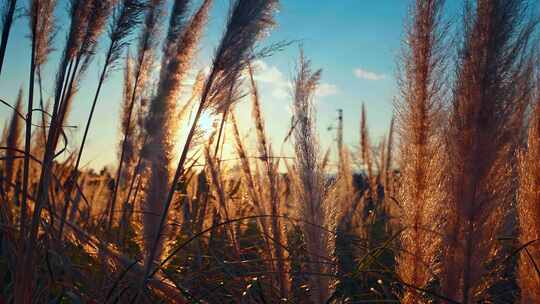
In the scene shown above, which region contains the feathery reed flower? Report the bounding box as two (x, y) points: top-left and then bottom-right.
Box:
(113, 0), (165, 232)
(394, 0), (447, 302)
(441, 1), (536, 301)
(360, 103), (373, 183)
(292, 51), (334, 303)
(3, 88), (23, 190)
(142, 0), (211, 262)
(517, 82), (540, 303)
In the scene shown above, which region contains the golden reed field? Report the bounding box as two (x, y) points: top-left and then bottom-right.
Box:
(1, 0), (540, 303)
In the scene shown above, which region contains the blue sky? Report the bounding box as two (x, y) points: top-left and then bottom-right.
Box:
(0, 0), (472, 170)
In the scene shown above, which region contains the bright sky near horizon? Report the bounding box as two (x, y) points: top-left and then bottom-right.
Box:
(0, 0), (527, 171)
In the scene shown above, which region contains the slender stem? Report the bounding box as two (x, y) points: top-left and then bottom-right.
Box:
(56, 59), (74, 117)
(37, 69), (47, 145)
(14, 55), (82, 304)
(20, 0), (39, 244)
(213, 108), (228, 159)
(108, 51), (146, 231)
(213, 71), (238, 160)
(121, 138), (146, 218)
(119, 173), (142, 244)
(0, 0), (17, 77)
(58, 46), (114, 239)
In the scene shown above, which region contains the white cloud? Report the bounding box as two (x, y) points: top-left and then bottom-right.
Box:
(272, 86), (290, 99)
(316, 83), (339, 97)
(251, 60), (287, 86)
(252, 60), (339, 100)
(353, 68), (385, 81)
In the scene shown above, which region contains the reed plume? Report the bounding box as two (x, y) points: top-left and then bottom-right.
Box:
(210, 0), (278, 159)
(64, 0), (91, 60)
(292, 51), (334, 303)
(142, 0), (211, 262)
(74, 0), (146, 170)
(394, 0), (447, 302)
(205, 0), (278, 114)
(377, 135), (386, 182)
(159, 0), (190, 79)
(3, 88), (23, 191)
(33, 0), (56, 152)
(33, 0), (56, 71)
(517, 81), (540, 303)
(65, 0), (147, 232)
(134, 0), (164, 90)
(441, 0), (536, 302)
(384, 116), (394, 193)
(50, 0), (90, 116)
(118, 52), (135, 189)
(360, 103), (373, 183)
(230, 111), (278, 280)
(78, 1), (113, 59)
(0, 0), (16, 76)
(57, 0), (113, 128)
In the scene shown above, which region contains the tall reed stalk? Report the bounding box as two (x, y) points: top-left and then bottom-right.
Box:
(395, 0), (447, 302)
(441, 1), (536, 302)
(292, 51), (334, 303)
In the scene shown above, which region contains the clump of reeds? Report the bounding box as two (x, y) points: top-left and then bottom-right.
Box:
(13, 1), (113, 300)
(113, 0), (165, 235)
(441, 0), (536, 302)
(141, 0), (279, 288)
(247, 63), (290, 298)
(20, 0), (58, 241)
(204, 145), (240, 254)
(58, 0), (147, 240)
(394, 0), (447, 302)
